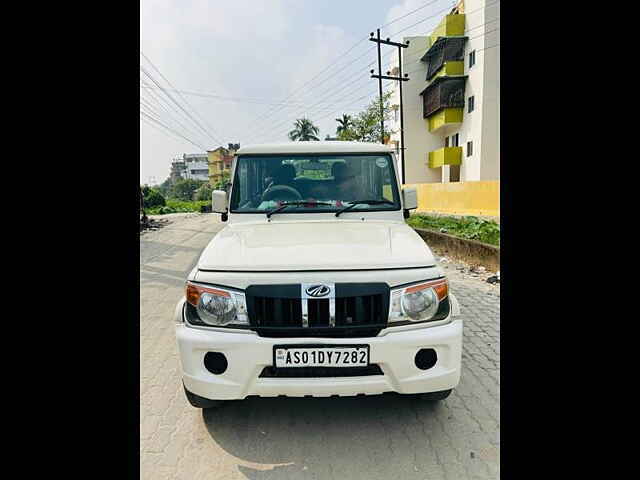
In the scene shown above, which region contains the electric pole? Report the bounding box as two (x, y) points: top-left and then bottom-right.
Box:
(369, 33), (410, 184)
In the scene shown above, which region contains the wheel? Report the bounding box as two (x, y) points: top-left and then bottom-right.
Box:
(416, 389), (452, 402)
(183, 384), (226, 409)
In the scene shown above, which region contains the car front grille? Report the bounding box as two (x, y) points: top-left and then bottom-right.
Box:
(245, 283), (389, 338)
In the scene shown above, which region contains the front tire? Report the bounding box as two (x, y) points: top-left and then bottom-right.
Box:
(183, 384), (226, 409)
(416, 389), (452, 402)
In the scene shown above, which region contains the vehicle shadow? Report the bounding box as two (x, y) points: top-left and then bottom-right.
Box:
(202, 393), (477, 480)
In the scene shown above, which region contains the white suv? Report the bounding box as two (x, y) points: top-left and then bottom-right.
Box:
(175, 141), (462, 408)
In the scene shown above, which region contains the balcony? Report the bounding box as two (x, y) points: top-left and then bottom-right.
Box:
(419, 75), (466, 131)
(431, 61), (464, 80)
(427, 108), (464, 132)
(429, 13), (465, 45)
(428, 146), (462, 168)
(421, 36), (467, 80)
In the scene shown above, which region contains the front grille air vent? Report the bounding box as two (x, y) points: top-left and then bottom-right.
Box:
(245, 283), (390, 338)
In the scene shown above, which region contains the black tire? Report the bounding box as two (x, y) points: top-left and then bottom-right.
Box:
(416, 389), (452, 402)
(183, 384), (226, 409)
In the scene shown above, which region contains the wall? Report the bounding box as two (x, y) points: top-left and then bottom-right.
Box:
(401, 36), (442, 184)
(404, 180), (499, 217)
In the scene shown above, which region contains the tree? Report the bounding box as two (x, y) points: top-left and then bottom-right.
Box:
(336, 92), (395, 142)
(157, 177), (175, 198)
(171, 178), (205, 201)
(335, 114), (353, 136)
(194, 183), (213, 201)
(141, 185), (166, 208)
(288, 118), (320, 141)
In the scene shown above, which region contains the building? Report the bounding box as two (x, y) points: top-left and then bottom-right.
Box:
(207, 144), (239, 186)
(387, 0), (499, 184)
(169, 158), (186, 181)
(182, 153), (209, 181)
(169, 153), (209, 181)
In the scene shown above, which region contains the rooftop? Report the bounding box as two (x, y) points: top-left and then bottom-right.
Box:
(236, 141), (394, 155)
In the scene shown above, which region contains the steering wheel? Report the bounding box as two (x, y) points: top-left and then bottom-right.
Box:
(261, 185), (303, 202)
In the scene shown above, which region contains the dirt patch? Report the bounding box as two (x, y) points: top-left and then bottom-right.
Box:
(413, 227), (500, 272)
(140, 216), (170, 234)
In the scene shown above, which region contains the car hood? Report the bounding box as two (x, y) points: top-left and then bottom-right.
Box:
(197, 220), (436, 271)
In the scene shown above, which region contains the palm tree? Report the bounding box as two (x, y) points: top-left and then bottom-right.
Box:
(288, 118), (320, 141)
(335, 114), (352, 135)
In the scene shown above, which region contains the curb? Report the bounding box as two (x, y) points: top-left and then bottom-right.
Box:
(411, 227), (500, 272)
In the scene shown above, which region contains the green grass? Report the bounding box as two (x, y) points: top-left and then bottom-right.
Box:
(407, 214), (500, 246)
(146, 199), (210, 215)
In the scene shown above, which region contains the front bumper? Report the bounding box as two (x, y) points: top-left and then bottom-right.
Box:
(174, 298), (462, 400)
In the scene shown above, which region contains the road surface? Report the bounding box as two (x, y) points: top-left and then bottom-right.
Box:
(140, 213), (499, 480)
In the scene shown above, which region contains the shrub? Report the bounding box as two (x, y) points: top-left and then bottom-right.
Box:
(142, 187), (166, 208)
(407, 215), (500, 246)
(171, 178), (206, 201)
(194, 183), (213, 201)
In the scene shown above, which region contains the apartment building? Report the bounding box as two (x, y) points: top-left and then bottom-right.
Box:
(387, 0), (499, 184)
(207, 143), (239, 186)
(169, 153), (209, 182)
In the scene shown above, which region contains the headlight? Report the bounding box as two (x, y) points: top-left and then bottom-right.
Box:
(389, 278), (450, 325)
(185, 282), (248, 327)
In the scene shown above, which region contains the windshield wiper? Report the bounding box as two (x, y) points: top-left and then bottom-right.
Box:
(266, 200), (332, 219)
(335, 199), (395, 217)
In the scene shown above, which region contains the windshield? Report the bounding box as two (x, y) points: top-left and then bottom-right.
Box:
(229, 153), (401, 213)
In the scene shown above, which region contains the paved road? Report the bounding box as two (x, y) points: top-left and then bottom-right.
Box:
(140, 214), (500, 480)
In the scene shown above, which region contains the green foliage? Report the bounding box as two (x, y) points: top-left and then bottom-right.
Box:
(171, 178), (206, 201)
(141, 185), (166, 208)
(407, 215), (500, 246)
(336, 92), (395, 142)
(194, 183), (213, 201)
(213, 171), (231, 191)
(146, 199), (211, 215)
(288, 118), (320, 141)
(157, 177), (175, 198)
(335, 114), (353, 135)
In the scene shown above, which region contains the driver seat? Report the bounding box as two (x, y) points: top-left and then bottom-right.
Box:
(272, 164), (296, 186)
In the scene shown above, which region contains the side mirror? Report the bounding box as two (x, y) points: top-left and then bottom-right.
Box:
(402, 187), (418, 210)
(212, 190), (228, 221)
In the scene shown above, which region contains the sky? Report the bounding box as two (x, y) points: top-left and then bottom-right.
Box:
(140, 0), (457, 185)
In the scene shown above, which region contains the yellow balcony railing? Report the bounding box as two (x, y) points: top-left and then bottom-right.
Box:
(428, 146), (462, 168)
(430, 14), (466, 45)
(426, 108), (463, 132)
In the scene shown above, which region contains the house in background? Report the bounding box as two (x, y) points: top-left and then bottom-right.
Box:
(207, 144), (239, 186)
(170, 153), (208, 181)
(182, 154), (209, 181)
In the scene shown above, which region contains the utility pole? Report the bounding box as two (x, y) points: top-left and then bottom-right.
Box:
(376, 29), (384, 145)
(369, 33), (410, 184)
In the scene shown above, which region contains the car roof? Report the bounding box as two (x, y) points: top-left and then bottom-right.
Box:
(235, 141), (395, 155)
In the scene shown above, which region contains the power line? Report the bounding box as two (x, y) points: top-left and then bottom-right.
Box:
(141, 52), (224, 145)
(141, 111), (208, 151)
(140, 95), (211, 148)
(250, 74), (383, 143)
(140, 78), (227, 147)
(140, 65), (222, 146)
(241, 0), (458, 137)
(253, 25), (499, 143)
(379, 0), (450, 32)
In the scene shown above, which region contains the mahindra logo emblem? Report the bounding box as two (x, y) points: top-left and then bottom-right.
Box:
(305, 284), (331, 298)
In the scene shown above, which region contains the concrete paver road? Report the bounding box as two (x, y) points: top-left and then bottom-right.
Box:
(140, 214), (499, 480)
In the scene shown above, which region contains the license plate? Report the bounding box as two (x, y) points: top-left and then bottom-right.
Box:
(274, 345), (369, 368)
